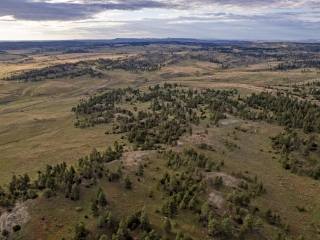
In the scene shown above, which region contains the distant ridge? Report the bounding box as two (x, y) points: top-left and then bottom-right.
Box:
(0, 38), (319, 44)
(0, 38), (319, 51)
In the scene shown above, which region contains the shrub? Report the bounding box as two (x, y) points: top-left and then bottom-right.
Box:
(13, 225), (21, 232)
(43, 189), (53, 198)
(27, 189), (38, 199)
(2, 229), (9, 236)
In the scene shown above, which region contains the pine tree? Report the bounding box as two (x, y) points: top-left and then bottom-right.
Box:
(163, 218), (171, 233)
(175, 230), (184, 240)
(188, 196), (196, 210)
(98, 216), (105, 228)
(140, 210), (151, 232)
(114, 219), (130, 240)
(208, 219), (219, 236)
(107, 212), (116, 230)
(124, 175), (132, 189)
(73, 222), (87, 240)
(90, 200), (99, 216)
(244, 214), (253, 231)
(137, 164), (144, 176)
(284, 222), (290, 234)
(71, 183), (80, 200)
(201, 202), (211, 221)
(238, 225), (248, 240)
(221, 217), (232, 238)
(179, 200), (186, 209)
(98, 191), (107, 206)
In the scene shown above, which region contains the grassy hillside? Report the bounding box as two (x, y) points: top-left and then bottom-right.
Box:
(0, 42), (320, 240)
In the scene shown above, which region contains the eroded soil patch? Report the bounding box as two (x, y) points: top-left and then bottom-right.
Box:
(120, 151), (153, 166)
(210, 172), (238, 188)
(208, 192), (224, 209)
(0, 202), (30, 233)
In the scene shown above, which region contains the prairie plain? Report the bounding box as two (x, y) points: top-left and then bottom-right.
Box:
(0, 41), (320, 240)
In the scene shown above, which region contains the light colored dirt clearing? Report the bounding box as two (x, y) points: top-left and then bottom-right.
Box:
(219, 119), (239, 126)
(120, 151), (152, 166)
(210, 172), (238, 188)
(181, 133), (209, 144)
(208, 192), (224, 209)
(177, 140), (184, 146)
(197, 82), (272, 92)
(0, 202), (30, 233)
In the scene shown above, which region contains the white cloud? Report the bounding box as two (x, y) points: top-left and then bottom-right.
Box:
(0, 0), (319, 40)
(0, 15), (15, 21)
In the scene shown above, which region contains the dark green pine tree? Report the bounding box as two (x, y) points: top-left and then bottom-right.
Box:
(163, 218), (171, 233)
(98, 191), (107, 206)
(90, 200), (99, 216)
(124, 175), (132, 189)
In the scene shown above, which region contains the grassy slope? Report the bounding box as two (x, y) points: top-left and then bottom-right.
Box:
(0, 48), (320, 239)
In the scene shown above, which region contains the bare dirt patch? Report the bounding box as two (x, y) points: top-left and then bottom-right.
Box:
(197, 82), (271, 92)
(219, 119), (239, 126)
(120, 151), (153, 166)
(0, 93), (9, 99)
(0, 202), (30, 233)
(210, 172), (238, 188)
(208, 192), (224, 209)
(181, 133), (209, 144)
(177, 141), (184, 146)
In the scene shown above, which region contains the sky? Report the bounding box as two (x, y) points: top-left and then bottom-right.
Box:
(0, 0), (319, 40)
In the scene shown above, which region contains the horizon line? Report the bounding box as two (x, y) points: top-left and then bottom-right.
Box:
(0, 38), (320, 43)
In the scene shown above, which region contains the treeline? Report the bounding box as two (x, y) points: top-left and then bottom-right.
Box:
(2, 52), (177, 82)
(234, 91), (320, 179)
(155, 149), (274, 240)
(63, 49), (90, 54)
(189, 52), (220, 63)
(273, 60), (320, 71)
(72, 84), (320, 182)
(0, 139), (293, 239)
(0, 143), (123, 210)
(72, 87), (132, 128)
(271, 131), (320, 179)
(189, 43), (320, 69)
(239, 92), (320, 133)
(72, 84), (237, 149)
(91, 52), (169, 72)
(2, 63), (102, 82)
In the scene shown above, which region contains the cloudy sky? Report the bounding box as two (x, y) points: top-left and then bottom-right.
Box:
(0, 0), (319, 40)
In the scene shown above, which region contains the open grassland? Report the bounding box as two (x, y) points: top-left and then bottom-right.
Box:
(11, 113), (320, 240)
(1, 42), (320, 240)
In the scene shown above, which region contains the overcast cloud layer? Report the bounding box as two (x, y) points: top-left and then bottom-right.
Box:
(0, 0), (319, 40)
